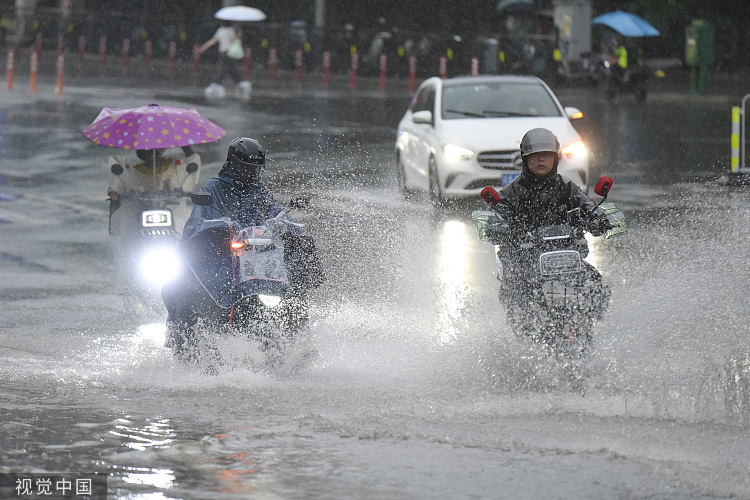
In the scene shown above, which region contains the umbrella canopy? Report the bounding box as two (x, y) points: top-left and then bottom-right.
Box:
(496, 0), (535, 14)
(81, 103), (226, 150)
(214, 6), (266, 22)
(592, 11), (660, 37)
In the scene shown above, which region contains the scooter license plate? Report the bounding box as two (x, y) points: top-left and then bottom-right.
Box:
(502, 173), (519, 186)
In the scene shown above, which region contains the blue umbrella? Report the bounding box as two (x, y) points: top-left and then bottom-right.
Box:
(592, 11), (660, 37)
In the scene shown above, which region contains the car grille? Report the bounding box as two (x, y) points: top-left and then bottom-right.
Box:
(464, 178), (505, 190)
(477, 150), (522, 170)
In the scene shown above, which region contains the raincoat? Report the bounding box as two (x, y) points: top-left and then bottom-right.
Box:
(494, 164), (610, 318)
(162, 169), (324, 334)
(496, 166), (602, 238)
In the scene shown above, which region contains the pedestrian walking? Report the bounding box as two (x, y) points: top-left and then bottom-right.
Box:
(197, 20), (244, 93)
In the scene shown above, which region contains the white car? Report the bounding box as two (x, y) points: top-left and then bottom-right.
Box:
(395, 75), (590, 205)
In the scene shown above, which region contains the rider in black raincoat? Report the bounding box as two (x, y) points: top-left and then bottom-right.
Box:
(494, 128), (610, 319)
(162, 137), (323, 348)
(496, 128), (604, 238)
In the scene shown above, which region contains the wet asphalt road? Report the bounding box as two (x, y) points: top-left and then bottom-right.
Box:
(1, 73), (750, 499)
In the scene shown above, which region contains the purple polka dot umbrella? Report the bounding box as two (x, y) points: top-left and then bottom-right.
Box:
(81, 103), (226, 150)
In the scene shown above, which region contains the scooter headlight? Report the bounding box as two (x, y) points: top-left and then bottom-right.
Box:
(140, 247), (180, 286)
(258, 294), (282, 308)
(142, 210), (172, 227)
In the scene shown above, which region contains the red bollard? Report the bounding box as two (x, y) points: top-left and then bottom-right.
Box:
(78, 35), (85, 69)
(122, 38), (130, 74)
(99, 36), (107, 67)
(439, 55), (447, 78)
(269, 48), (277, 80)
(244, 46), (251, 80)
(295, 49), (302, 84)
(350, 52), (358, 90)
(471, 56), (479, 76)
(168, 41), (176, 77)
(379, 54), (387, 91)
(6, 50), (14, 90)
(30, 52), (38, 92)
(322, 50), (330, 88)
(408, 55), (416, 93)
(55, 53), (64, 95)
(145, 40), (153, 73)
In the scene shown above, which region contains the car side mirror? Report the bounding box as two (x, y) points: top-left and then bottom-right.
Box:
(412, 110), (433, 125)
(565, 107), (584, 120)
(190, 192), (213, 206)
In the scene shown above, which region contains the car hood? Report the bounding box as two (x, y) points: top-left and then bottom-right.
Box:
(436, 117), (580, 151)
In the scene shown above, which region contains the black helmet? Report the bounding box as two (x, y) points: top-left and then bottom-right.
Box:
(520, 128), (560, 169)
(223, 137), (265, 186)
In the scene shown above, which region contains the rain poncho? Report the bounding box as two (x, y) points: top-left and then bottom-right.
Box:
(495, 166), (603, 239)
(182, 169), (290, 242)
(494, 165), (610, 318)
(162, 169), (324, 332)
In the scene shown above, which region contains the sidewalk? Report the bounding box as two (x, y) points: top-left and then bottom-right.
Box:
(2, 48), (748, 103)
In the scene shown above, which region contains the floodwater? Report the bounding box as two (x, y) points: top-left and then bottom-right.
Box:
(1, 80), (749, 499)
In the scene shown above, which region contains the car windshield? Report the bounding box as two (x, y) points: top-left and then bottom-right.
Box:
(441, 81), (562, 120)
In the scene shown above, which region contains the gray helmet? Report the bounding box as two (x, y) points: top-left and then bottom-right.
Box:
(223, 137), (265, 186)
(520, 128), (560, 158)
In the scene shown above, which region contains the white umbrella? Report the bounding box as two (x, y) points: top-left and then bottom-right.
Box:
(214, 6), (266, 22)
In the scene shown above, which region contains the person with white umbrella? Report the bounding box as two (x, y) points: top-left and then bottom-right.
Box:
(196, 19), (244, 93)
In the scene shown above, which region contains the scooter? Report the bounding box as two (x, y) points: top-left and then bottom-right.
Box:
(161, 195), (324, 369)
(109, 190), (197, 310)
(471, 177), (627, 360)
(107, 153), (201, 311)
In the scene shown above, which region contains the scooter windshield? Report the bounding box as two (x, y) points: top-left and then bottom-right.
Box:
(237, 225), (288, 283)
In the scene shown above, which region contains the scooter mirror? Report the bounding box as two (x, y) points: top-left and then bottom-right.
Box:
(190, 192), (213, 206)
(480, 186), (502, 206)
(595, 176), (613, 198)
(288, 194), (311, 210)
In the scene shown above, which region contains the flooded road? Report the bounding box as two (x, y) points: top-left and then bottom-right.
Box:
(1, 82), (749, 499)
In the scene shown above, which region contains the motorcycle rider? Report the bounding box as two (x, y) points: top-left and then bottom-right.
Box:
(494, 128), (610, 322)
(162, 137), (323, 351)
(181, 138), (286, 240)
(107, 146), (201, 236)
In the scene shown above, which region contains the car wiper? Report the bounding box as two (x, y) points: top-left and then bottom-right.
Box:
(482, 110), (535, 117)
(444, 108), (486, 118)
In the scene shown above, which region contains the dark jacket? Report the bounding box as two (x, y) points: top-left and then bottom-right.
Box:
(496, 168), (601, 239)
(182, 171), (287, 242)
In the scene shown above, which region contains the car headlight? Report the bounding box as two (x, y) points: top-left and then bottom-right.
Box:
(442, 144), (475, 161)
(561, 141), (587, 159)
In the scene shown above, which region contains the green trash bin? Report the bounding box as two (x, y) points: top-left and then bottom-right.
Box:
(685, 19), (714, 94)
